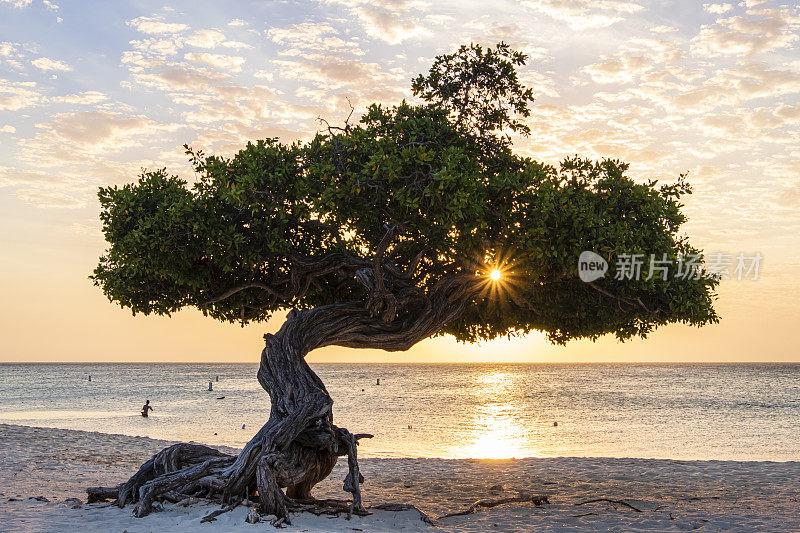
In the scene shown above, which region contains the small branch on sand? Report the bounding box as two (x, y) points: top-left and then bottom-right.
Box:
(438, 493), (550, 519)
(200, 501), (241, 523)
(575, 498), (643, 512)
(370, 503), (435, 525)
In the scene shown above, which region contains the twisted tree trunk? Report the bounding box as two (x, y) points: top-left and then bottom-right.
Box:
(220, 306), (372, 519)
(91, 276), (477, 523)
(91, 308), (373, 523)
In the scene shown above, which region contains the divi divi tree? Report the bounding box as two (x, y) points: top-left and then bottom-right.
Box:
(91, 43), (718, 522)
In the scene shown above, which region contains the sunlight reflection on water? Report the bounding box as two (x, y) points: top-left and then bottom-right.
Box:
(454, 370), (539, 459)
(1, 363), (799, 461)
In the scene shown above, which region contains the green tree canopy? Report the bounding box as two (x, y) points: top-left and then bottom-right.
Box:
(93, 42), (718, 347)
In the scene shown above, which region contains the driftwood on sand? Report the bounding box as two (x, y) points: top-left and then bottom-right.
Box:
(576, 498), (643, 512)
(438, 493), (550, 519)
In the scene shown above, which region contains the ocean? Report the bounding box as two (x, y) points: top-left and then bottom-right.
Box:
(0, 363), (798, 461)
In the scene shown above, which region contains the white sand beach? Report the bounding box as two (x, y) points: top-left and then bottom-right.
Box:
(1, 423), (799, 532)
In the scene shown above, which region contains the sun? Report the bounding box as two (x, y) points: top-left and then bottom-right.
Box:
(490, 269), (502, 281)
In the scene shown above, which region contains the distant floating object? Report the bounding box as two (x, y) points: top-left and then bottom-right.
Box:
(376, 378), (380, 385)
(242, 424), (246, 430)
(208, 381), (213, 391)
(216, 396), (225, 400)
(553, 422), (558, 427)
(407, 424), (412, 430)
(88, 375), (91, 382)
(215, 376), (219, 382)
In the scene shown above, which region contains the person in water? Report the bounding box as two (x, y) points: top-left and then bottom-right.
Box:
(141, 400), (153, 417)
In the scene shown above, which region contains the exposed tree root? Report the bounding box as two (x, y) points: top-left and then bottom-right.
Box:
(86, 486), (120, 504)
(87, 429), (372, 523)
(438, 493), (550, 519)
(86, 485), (435, 526)
(575, 498), (643, 512)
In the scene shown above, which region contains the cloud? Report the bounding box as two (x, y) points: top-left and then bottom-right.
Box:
(322, 0), (430, 44)
(692, 6), (800, 57)
(6, 111), (186, 211)
(580, 38), (683, 84)
(266, 22), (399, 91)
(185, 52), (246, 72)
(221, 41), (252, 50)
(0, 42), (18, 56)
(354, 7), (430, 44)
(650, 25), (678, 33)
(31, 56), (71, 71)
(522, 0), (644, 30)
(21, 111), (181, 160)
(268, 22), (349, 51)
(52, 91), (107, 105)
(582, 54), (652, 84)
(0, 167), (88, 209)
(266, 22), (365, 59)
(0, 79), (43, 111)
(178, 84), (285, 125)
(43, 0), (58, 10)
(0, 41), (23, 69)
(0, 0), (32, 7)
(703, 3), (733, 14)
(136, 66), (231, 91)
(592, 60), (800, 115)
(16, 189), (85, 208)
(185, 29), (227, 49)
(721, 62), (800, 101)
(273, 56), (401, 89)
(227, 19), (246, 27)
(121, 48), (231, 91)
(519, 70), (559, 98)
(462, 21), (549, 61)
(127, 16), (190, 35)
(0, 125), (15, 133)
(129, 37), (183, 57)
(0, 167), (83, 187)
(70, 221), (107, 241)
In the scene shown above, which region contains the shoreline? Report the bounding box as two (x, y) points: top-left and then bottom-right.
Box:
(6, 422), (800, 464)
(2, 422), (800, 464)
(2, 423), (799, 531)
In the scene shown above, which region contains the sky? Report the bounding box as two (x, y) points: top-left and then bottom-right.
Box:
(0, 0), (798, 363)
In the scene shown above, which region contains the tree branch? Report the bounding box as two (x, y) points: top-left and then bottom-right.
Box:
(199, 253), (370, 309)
(587, 281), (652, 314)
(373, 224), (397, 294)
(201, 283), (288, 305)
